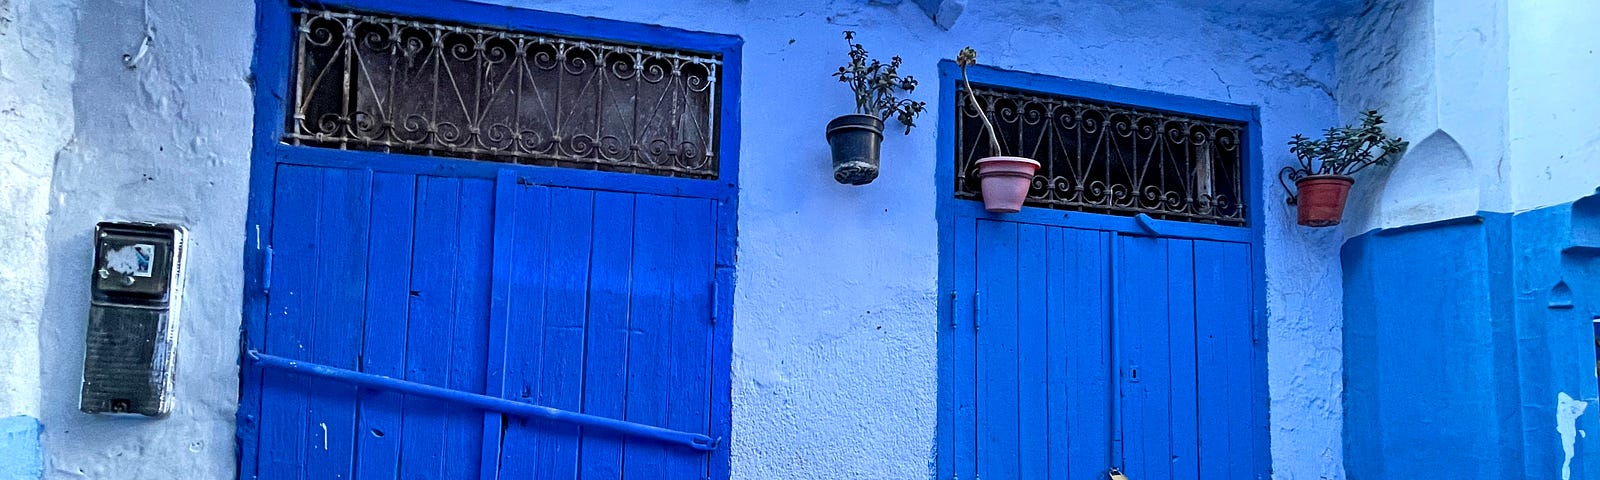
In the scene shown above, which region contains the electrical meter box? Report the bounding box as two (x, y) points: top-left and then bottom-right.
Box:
(80, 222), (188, 416)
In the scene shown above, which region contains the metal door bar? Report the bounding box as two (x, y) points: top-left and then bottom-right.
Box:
(245, 350), (718, 451)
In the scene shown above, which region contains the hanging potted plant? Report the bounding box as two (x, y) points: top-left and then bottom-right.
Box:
(956, 47), (1039, 213)
(827, 31), (926, 185)
(1279, 110), (1408, 227)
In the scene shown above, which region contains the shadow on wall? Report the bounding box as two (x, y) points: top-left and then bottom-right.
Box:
(1354, 130), (1480, 233)
(1344, 129), (1479, 235)
(1562, 191), (1600, 320)
(1571, 192), (1600, 250)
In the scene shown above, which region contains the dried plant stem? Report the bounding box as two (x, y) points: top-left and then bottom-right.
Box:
(961, 67), (1003, 156)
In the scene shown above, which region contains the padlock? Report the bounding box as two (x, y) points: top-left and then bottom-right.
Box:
(1107, 467), (1129, 480)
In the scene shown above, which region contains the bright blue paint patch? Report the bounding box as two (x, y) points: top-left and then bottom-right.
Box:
(0, 415), (43, 480)
(1342, 214), (1508, 478)
(1344, 191), (1600, 479)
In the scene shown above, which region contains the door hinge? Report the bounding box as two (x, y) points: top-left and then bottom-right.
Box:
(1252, 306), (1261, 344)
(948, 291), (958, 329)
(261, 246), (274, 294)
(972, 290), (982, 331)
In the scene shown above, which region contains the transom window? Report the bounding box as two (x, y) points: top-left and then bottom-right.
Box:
(286, 7), (723, 179)
(955, 85), (1248, 225)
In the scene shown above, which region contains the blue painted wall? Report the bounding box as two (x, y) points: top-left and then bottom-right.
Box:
(0, 416), (42, 480)
(1344, 191), (1600, 479)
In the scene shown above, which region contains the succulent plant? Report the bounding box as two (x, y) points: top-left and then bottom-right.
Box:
(834, 31), (926, 134)
(1286, 110), (1408, 177)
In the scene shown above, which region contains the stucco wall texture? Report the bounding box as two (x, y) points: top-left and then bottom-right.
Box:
(1335, 0), (1510, 236)
(13, 1), (1349, 479)
(0, 0), (75, 422)
(34, 0), (256, 478)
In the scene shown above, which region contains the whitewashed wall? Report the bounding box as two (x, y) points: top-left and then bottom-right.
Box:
(10, 1), (1352, 478)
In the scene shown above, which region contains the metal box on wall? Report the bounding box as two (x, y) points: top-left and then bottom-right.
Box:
(80, 222), (188, 417)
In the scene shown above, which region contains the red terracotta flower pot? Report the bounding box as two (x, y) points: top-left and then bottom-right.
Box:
(1295, 174), (1355, 227)
(974, 156), (1041, 213)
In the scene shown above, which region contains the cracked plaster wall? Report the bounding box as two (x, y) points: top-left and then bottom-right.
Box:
(1335, 0), (1508, 236)
(11, 0), (1348, 478)
(1338, 0), (1600, 228)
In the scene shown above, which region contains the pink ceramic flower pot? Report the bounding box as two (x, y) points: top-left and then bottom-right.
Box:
(974, 156), (1041, 213)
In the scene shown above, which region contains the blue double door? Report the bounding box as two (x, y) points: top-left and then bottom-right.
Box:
(949, 217), (1258, 480)
(241, 165), (728, 479)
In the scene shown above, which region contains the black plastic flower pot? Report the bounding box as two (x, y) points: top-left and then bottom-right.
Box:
(826, 114), (885, 185)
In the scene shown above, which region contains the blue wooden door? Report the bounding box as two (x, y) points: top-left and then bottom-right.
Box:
(956, 217), (1256, 480)
(1115, 235), (1255, 480)
(243, 166), (726, 479)
(964, 219), (1114, 480)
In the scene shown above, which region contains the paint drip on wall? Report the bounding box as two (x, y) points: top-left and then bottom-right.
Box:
(1558, 392), (1590, 480)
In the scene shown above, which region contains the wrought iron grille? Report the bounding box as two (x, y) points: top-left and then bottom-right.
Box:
(286, 7), (723, 179)
(955, 86), (1248, 225)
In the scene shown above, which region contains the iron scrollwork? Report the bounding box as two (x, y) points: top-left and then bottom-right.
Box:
(955, 86), (1249, 226)
(286, 7), (723, 179)
(1278, 166), (1305, 206)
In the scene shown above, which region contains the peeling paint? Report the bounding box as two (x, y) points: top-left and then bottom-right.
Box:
(1559, 392), (1589, 480)
(0, 416), (43, 480)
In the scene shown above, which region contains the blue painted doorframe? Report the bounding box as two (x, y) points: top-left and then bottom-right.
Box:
(240, 1), (741, 478)
(935, 61), (1270, 480)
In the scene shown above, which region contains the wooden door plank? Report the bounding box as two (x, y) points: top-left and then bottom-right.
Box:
(976, 219), (1021, 480)
(1044, 227), (1072, 479)
(353, 172), (417, 480)
(664, 196), (717, 478)
(398, 176), (466, 479)
(441, 178), (494, 478)
(1193, 240), (1227, 480)
(1060, 229), (1113, 480)
(531, 188), (598, 478)
(479, 172), (519, 480)
(952, 217), (979, 480)
(578, 191), (638, 480)
(622, 195), (677, 474)
(1117, 235), (1171, 480)
(1017, 223), (1050, 480)
(1220, 242), (1254, 479)
(303, 167), (372, 479)
(1167, 239), (1199, 479)
(496, 185), (554, 480)
(258, 164), (323, 479)
(1193, 240), (1253, 480)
